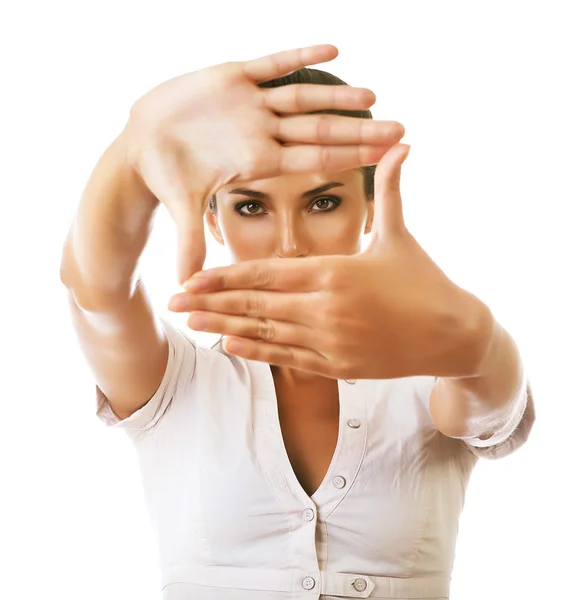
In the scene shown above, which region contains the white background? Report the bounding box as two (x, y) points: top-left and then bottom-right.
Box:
(1, 1), (568, 599)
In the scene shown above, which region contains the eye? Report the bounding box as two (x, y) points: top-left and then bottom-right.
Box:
(234, 201), (267, 217)
(308, 195), (342, 213)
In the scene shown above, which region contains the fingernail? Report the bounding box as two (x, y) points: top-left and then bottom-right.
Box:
(168, 294), (185, 312)
(188, 312), (208, 330)
(223, 338), (244, 354)
(182, 276), (209, 292)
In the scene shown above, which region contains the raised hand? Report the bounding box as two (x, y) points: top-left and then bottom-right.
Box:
(169, 144), (494, 380)
(122, 44), (404, 282)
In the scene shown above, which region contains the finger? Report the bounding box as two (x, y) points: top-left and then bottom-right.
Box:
(163, 188), (207, 283)
(371, 143), (411, 239)
(186, 311), (320, 348)
(170, 289), (317, 325)
(263, 84), (376, 114)
(280, 144), (390, 174)
(274, 115), (404, 146)
(181, 257), (328, 293)
(242, 44), (338, 83)
(174, 214), (207, 284)
(221, 336), (334, 378)
(137, 143), (207, 282)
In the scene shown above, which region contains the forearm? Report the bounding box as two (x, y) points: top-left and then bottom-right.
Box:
(60, 134), (159, 310)
(430, 305), (527, 441)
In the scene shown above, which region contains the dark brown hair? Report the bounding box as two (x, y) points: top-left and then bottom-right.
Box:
(209, 68), (375, 212)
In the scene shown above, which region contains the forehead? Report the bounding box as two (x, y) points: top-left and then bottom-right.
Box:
(218, 168), (364, 196)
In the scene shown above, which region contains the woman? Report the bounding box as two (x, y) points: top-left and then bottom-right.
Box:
(61, 44), (534, 599)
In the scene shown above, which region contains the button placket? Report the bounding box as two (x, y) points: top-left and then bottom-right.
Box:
(316, 379), (368, 521)
(302, 508), (315, 522)
(332, 475), (346, 489)
(253, 362), (321, 586)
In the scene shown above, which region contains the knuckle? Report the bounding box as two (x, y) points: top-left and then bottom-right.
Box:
(329, 332), (347, 356)
(359, 119), (367, 142)
(319, 299), (342, 328)
(319, 299), (335, 321)
(240, 140), (270, 180)
(319, 264), (340, 289)
(257, 318), (276, 341)
(319, 260), (350, 291)
(337, 362), (352, 380)
(254, 267), (273, 288)
(128, 97), (149, 126)
(223, 60), (240, 73)
(318, 145), (332, 170)
(319, 267), (335, 289)
(292, 85), (304, 111)
(128, 101), (142, 126)
(240, 150), (259, 180)
(273, 117), (286, 144)
(217, 274), (228, 290)
(255, 87), (270, 109)
(316, 115), (332, 141)
(244, 294), (264, 317)
(286, 346), (301, 368)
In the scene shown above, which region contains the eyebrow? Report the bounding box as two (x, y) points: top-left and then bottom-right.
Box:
(228, 181), (345, 201)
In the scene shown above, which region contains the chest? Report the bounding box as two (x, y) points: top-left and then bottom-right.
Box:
(272, 375), (340, 498)
(139, 370), (465, 579)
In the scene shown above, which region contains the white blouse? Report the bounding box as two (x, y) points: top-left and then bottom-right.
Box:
(96, 319), (534, 600)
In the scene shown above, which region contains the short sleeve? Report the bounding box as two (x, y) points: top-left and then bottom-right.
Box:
(462, 382), (536, 460)
(95, 318), (196, 433)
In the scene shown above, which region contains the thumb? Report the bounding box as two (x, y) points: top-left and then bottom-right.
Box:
(370, 143), (410, 240)
(165, 201), (207, 285)
(135, 144), (208, 284)
(176, 215), (207, 285)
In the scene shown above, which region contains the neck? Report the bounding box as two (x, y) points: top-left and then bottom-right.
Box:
(270, 364), (330, 387)
(270, 365), (339, 417)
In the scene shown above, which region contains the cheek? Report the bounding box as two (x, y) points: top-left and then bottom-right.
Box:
(220, 220), (275, 260)
(311, 213), (366, 251)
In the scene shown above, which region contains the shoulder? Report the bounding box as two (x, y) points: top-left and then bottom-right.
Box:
(361, 375), (438, 430)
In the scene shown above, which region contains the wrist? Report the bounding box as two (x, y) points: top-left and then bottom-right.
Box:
(118, 122), (224, 211)
(113, 131), (160, 214)
(452, 289), (496, 378)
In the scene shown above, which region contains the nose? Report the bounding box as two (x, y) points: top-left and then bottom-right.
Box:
(276, 216), (308, 259)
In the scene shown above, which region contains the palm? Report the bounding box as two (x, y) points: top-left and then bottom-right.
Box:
(126, 45), (405, 283)
(173, 64), (284, 183)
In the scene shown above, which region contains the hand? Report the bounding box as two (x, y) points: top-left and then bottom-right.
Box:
(122, 44), (405, 283)
(169, 144), (494, 380)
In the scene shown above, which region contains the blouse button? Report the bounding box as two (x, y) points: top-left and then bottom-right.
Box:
(352, 578), (367, 592)
(302, 508), (315, 522)
(333, 476), (346, 489)
(302, 576), (316, 590)
(347, 418), (361, 429)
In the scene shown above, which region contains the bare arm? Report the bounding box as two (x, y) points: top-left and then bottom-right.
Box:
(429, 315), (528, 443)
(60, 133), (168, 420)
(61, 44), (403, 420)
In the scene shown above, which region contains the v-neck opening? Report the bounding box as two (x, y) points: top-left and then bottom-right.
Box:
(307, 401), (343, 502)
(265, 363), (344, 505)
(250, 359), (368, 521)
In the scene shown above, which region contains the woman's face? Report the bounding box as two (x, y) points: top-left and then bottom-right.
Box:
(207, 169), (374, 262)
